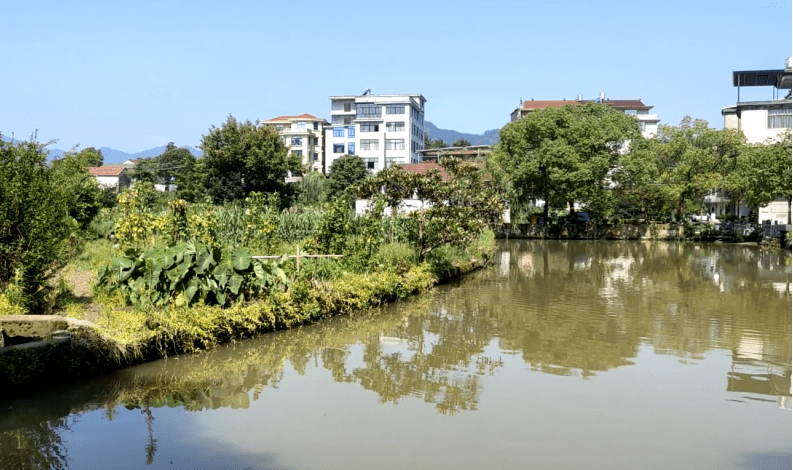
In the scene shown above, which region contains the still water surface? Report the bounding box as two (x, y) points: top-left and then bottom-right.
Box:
(1, 241), (790, 469)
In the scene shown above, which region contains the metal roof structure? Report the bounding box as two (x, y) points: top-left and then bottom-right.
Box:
(732, 69), (791, 89)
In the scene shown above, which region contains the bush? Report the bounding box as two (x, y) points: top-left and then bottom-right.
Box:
(0, 139), (71, 311)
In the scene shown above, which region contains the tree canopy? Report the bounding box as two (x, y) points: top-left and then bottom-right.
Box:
(495, 102), (641, 221)
(197, 116), (301, 204)
(452, 139), (471, 147)
(328, 154), (369, 199)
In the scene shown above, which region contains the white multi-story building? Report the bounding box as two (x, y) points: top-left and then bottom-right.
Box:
(509, 94), (660, 138)
(260, 113), (328, 174)
(325, 91), (427, 173)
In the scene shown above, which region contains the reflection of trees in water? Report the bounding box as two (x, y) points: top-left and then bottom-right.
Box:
(0, 416), (73, 470)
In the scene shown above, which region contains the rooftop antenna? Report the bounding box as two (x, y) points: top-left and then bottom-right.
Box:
(363, 88), (371, 96)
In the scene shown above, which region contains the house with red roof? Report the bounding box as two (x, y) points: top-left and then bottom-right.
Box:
(260, 113), (329, 175)
(509, 94), (659, 137)
(88, 166), (131, 191)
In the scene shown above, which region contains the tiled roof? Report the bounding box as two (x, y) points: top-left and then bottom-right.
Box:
(521, 100), (576, 110)
(603, 100), (651, 109)
(398, 162), (449, 181)
(263, 113), (320, 122)
(88, 166), (126, 176)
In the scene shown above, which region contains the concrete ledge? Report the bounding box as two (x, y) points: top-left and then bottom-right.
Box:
(0, 315), (70, 339)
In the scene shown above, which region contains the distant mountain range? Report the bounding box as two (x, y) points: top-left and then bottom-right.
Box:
(45, 145), (203, 163)
(424, 121), (501, 146)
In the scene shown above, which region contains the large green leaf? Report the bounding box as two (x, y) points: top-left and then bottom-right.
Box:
(232, 247), (251, 272)
(110, 257), (136, 282)
(228, 273), (244, 295)
(196, 249), (217, 275)
(185, 278), (199, 303)
(213, 260), (232, 288)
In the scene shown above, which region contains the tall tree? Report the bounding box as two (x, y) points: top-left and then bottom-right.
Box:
(615, 118), (744, 221)
(495, 102), (640, 221)
(328, 154), (369, 199)
(197, 116), (301, 204)
(452, 139), (471, 147)
(729, 130), (792, 223)
(424, 134), (447, 149)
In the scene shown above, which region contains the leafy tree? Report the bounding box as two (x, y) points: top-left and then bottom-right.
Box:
(614, 118), (745, 220)
(495, 102), (640, 222)
(297, 171), (329, 206)
(424, 134), (447, 149)
(197, 116), (301, 204)
(50, 149), (104, 230)
(76, 146), (104, 166)
(133, 143), (198, 198)
(328, 154), (369, 199)
(729, 130), (792, 223)
(0, 139), (71, 311)
(452, 139), (471, 147)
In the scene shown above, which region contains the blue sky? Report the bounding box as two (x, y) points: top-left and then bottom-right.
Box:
(2, 0), (791, 154)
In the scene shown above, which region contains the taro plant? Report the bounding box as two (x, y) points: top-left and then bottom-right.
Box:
(96, 241), (287, 307)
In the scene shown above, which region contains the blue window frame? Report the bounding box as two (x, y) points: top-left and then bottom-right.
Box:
(348, 143), (355, 154)
(333, 127), (344, 137)
(347, 126), (355, 138)
(333, 144), (344, 153)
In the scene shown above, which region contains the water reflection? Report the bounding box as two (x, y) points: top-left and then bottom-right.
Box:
(1, 241), (790, 468)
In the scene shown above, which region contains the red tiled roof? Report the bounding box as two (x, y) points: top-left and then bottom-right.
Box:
(88, 166), (126, 176)
(521, 100), (576, 110)
(263, 113), (320, 122)
(398, 162), (449, 181)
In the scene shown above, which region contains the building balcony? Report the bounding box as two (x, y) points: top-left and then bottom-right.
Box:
(635, 113), (659, 122)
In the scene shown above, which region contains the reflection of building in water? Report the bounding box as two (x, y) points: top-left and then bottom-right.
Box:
(728, 332), (792, 410)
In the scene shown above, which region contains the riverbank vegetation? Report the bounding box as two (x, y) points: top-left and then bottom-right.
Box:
(1, 122), (501, 372)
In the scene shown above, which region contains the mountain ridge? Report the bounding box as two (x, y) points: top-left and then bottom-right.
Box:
(424, 121), (501, 146)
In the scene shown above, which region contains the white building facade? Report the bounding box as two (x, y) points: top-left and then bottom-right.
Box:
(261, 114), (328, 174)
(324, 92), (427, 173)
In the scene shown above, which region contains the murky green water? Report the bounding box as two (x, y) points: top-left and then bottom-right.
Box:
(2, 241), (790, 470)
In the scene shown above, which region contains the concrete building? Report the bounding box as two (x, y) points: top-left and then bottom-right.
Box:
(261, 113), (328, 174)
(509, 94), (660, 138)
(325, 91), (427, 173)
(719, 59), (792, 224)
(88, 166), (131, 191)
(721, 59), (792, 144)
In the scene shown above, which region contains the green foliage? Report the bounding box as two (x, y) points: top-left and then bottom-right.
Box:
(197, 116), (301, 204)
(728, 130), (792, 223)
(0, 139), (71, 310)
(615, 117), (745, 221)
(495, 102), (640, 221)
(452, 139), (471, 147)
(328, 154), (370, 199)
(96, 242), (287, 307)
(297, 172), (329, 207)
(50, 149), (104, 230)
(424, 134), (447, 149)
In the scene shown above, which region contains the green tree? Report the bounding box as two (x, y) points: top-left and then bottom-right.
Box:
(0, 139), (71, 311)
(729, 130), (792, 223)
(424, 134), (447, 149)
(495, 102), (640, 221)
(452, 139), (471, 147)
(615, 118), (745, 220)
(328, 154), (370, 199)
(197, 116), (301, 204)
(76, 146), (104, 166)
(297, 171), (329, 206)
(132, 143), (197, 196)
(50, 149), (103, 230)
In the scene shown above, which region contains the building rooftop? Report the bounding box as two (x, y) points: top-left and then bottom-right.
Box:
(398, 162), (449, 181)
(89, 166), (127, 176)
(517, 99), (652, 111)
(262, 113), (321, 122)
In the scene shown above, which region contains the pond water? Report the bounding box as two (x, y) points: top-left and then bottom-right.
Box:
(1, 241), (790, 470)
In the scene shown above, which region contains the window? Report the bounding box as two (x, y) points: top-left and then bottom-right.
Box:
(313, 153), (319, 161)
(291, 137), (302, 146)
(768, 108), (791, 129)
(296, 122), (306, 130)
(361, 123), (380, 132)
(293, 150), (303, 157)
(275, 124), (284, 131)
(313, 137), (319, 145)
(360, 139), (379, 150)
(348, 143), (355, 154)
(363, 158), (377, 170)
(385, 139), (404, 150)
(333, 144), (344, 153)
(386, 104), (405, 114)
(313, 122), (319, 130)
(344, 103), (352, 112)
(385, 157), (401, 168)
(347, 126), (355, 138)
(386, 121), (405, 132)
(344, 117), (352, 125)
(624, 109), (637, 116)
(333, 127), (344, 137)
(357, 103), (381, 118)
